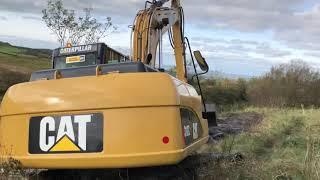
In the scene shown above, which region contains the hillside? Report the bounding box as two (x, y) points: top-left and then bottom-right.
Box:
(0, 41), (51, 72)
(0, 41), (51, 99)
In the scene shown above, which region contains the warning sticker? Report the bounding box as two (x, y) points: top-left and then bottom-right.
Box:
(66, 55), (86, 64)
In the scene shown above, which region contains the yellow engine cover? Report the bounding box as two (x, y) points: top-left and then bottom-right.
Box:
(0, 72), (208, 169)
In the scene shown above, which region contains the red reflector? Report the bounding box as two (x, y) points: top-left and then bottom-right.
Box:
(162, 136), (170, 144)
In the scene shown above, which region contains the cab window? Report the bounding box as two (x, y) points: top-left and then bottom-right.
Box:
(54, 53), (97, 69)
(104, 48), (124, 64)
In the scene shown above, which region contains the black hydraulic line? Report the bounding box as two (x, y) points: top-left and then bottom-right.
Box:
(185, 37), (207, 113)
(180, 7), (185, 41)
(145, 1), (153, 9)
(168, 28), (175, 49)
(177, 6), (187, 79)
(145, 9), (154, 62)
(159, 29), (163, 69)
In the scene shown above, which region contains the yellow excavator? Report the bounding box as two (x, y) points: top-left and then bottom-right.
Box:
(0, 0), (216, 169)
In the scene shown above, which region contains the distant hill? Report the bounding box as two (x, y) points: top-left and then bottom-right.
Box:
(205, 70), (253, 79)
(163, 65), (253, 79)
(0, 35), (59, 49)
(0, 41), (52, 99)
(0, 41), (51, 73)
(0, 41), (52, 59)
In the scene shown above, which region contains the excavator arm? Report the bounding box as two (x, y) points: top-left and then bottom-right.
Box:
(132, 0), (187, 82)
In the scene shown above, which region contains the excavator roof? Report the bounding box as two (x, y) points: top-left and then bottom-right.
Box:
(53, 43), (125, 57)
(30, 62), (158, 81)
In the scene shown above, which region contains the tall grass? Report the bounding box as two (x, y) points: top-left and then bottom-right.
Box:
(0, 68), (29, 99)
(0, 144), (30, 179)
(248, 61), (320, 108)
(204, 108), (320, 179)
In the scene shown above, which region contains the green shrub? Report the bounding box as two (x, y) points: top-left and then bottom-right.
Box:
(247, 60), (320, 107)
(201, 78), (248, 106)
(0, 68), (29, 98)
(200, 60), (320, 108)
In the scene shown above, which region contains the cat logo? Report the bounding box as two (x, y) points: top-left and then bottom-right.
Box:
(59, 45), (93, 55)
(29, 113), (103, 154)
(39, 115), (90, 152)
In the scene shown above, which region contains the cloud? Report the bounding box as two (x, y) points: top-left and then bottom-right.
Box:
(0, 0), (46, 14)
(0, 0), (140, 19)
(183, 0), (320, 52)
(304, 51), (320, 58)
(0, 0), (319, 52)
(0, 35), (58, 49)
(255, 43), (291, 58)
(183, 0), (303, 30)
(206, 54), (274, 76)
(189, 36), (292, 60)
(230, 39), (260, 46)
(1, 0), (320, 73)
(0, 16), (7, 21)
(273, 4), (320, 50)
(0, 0), (304, 29)
(22, 15), (41, 21)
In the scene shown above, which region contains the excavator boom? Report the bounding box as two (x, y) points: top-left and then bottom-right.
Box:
(132, 0), (187, 82)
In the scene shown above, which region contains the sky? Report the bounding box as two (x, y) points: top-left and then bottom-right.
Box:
(0, 0), (320, 76)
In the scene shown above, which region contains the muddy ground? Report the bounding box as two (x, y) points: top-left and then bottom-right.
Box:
(1, 112), (263, 180)
(209, 112), (263, 142)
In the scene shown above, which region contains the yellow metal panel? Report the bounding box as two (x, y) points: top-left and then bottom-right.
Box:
(172, 20), (187, 82)
(133, 10), (150, 62)
(133, 12), (141, 61)
(0, 73), (209, 169)
(1, 73), (178, 116)
(0, 106), (208, 169)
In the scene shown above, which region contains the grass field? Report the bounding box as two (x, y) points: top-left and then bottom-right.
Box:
(0, 42), (51, 100)
(0, 54), (50, 73)
(201, 107), (320, 179)
(0, 42), (51, 73)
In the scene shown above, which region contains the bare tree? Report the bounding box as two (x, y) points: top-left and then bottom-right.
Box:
(42, 0), (116, 47)
(42, 0), (73, 46)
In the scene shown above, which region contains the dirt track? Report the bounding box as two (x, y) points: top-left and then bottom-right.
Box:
(209, 112), (263, 142)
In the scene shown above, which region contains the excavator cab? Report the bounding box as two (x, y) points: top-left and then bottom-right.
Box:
(52, 43), (128, 69)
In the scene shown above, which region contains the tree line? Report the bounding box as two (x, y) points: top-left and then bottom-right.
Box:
(200, 60), (320, 108)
